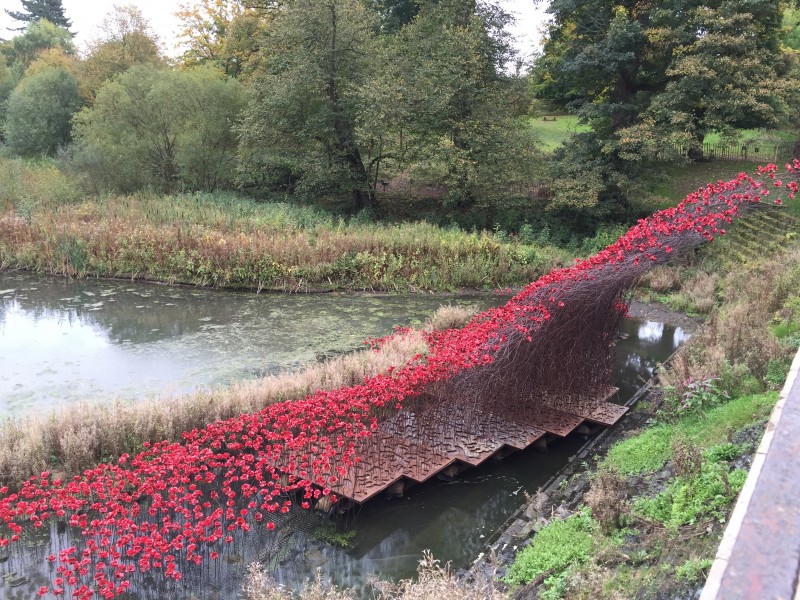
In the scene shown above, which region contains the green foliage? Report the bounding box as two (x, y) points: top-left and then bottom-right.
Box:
(670, 378), (730, 415)
(539, 571), (569, 600)
(633, 462), (746, 528)
(538, 0), (793, 208)
(605, 426), (674, 475)
(81, 5), (164, 98)
(606, 392), (779, 475)
(783, 7), (800, 51)
(1, 18), (74, 70)
(675, 558), (713, 584)
(238, 0), (377, 210)
(72, 64), (244, 192)
(637, 0), (791, 151)
(0, 158), (81, 212)
(705, 443), (747, 464)
(366, 0), (420, 31)
(505, 509), (596, 586)
(765, 358), (791, 388)
(4, 66), (80, 156)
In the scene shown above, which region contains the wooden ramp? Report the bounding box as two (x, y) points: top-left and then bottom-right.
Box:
(330, 387), (626, 504)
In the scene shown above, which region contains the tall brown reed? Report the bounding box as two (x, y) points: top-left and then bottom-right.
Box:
(0, 306), (474, 486)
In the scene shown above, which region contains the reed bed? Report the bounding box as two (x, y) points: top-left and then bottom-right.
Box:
(0, 159), (564, 291)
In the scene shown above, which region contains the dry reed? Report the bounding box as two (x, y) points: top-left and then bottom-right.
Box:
(0, 314), (479, 485)
(661, 248), (800, 391)
(243, 551), (504, 600)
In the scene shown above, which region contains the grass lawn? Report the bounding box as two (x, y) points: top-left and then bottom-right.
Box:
(635, 160), (762, 211)
(526, 115), (589, 152)
(704, 127), (798, 146)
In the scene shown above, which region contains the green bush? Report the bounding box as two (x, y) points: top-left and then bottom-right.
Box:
(505, 509), (596, 586)
(704, 442), (747, 463)
(765, 358), (791, 388)
(4, 66), (81, 156)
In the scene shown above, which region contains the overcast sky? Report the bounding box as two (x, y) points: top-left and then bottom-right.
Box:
(1, 0), (552, 62)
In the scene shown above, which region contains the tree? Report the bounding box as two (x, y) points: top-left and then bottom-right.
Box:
(364, 0), (421, 32)
(1, 18), (74, 72)
(238, 0), (378, 210)
(782, 7), (800, 51)
(379, 0), (534, 210)
(4, 65), (80, 155)
(5, 0), (72, 32)
(81, 5), (164, 100)
(177, 1), (267, 77)
(536, 0), (792, 209)
(72, 65), (245, 192)
(633, 2), (790, 156)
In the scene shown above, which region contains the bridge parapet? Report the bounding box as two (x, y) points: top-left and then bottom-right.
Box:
(701, 346), (800, 600)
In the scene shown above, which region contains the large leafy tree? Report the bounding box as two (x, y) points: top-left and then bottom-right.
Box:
(373, 0), (538, 212)
(73, 65), (245, 192)
(4, 65), (80, 155)
(1, 18), (74, 72)
(536, 0), (792, 209)
(81, 5), (164, 101)
(238, 0), (378, 210)
(5, 0), (72, 32)
(176, 0), (266, 76)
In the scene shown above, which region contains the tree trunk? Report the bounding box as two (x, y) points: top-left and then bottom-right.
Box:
(325, 2), (375, 212)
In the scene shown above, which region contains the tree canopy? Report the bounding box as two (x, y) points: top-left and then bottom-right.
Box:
(534, 0), (796, 209)
(5, 0), (72, 32)
(4, 65), (80, 155)
(73, 65), (245, 192)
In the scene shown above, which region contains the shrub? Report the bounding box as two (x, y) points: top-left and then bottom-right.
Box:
(674, 377), (730, 415)
(671, 437), (703, 478)
(4, 66), (81, 156)
(585, 468), (626, 531)
(705, 442), (747, 463)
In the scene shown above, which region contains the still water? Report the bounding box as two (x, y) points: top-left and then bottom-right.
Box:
(0, 273), (690, 599)
(0, 273), (493, 417)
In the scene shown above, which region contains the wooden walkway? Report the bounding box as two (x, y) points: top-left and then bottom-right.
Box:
(330, 387), (626, 504)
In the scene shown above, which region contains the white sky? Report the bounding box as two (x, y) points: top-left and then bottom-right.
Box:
(1, 0), (552, 61)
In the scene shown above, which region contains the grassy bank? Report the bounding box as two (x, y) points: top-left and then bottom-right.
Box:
(502, 242), (800, 599)
(0, 158), (566, 292)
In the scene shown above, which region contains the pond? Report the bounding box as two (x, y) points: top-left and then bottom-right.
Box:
(0, 273), (492, 417)
(0, 273), (690, 599)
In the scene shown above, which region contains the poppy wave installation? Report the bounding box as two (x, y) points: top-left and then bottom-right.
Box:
(0, 162), (797, 599)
